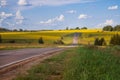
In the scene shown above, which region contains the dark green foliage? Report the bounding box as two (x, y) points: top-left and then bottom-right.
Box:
(38, 37), (44, 44)
(66, 27), (69, 30)
(113, 25), (120, 31)
(75, 27), (80, 30)
(94, 38), (99, 45)
(0, 35), (2, 43)
(94, 37), (106, 46)
(103, 25), (113, 31)
(99, 38), (106, 46)
(81, 27), (87, 29)
(110, 34), (120, 45)
(0, 27), (10, 32)
(54, 40), (64, 44)
(19, 29), (23, 32)
(9, 40), (15, 43)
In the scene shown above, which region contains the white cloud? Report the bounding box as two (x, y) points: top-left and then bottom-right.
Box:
(18, 0), (29, 6)
(0, 12), (13, 26)
(108, 5), (118, 10)
(97, 19), (114, 27)
(78, 14), (88, 19)
(104, 19), (114, 25)
(66, 10), (76, 14)
(15, 10), (24, 24)
(40, 14), (64, 25)
(28, 0), (96, 8)
(57, 15), (64, 21)
(0, 0), (7, 7)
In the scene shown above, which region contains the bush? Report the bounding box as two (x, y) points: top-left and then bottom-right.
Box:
(9, 40), (15, 43)
(94, 38), (106, 46)
(38, 37), (44, 44)
(54, 40), (64, 44)
(110, 34), (120, 45)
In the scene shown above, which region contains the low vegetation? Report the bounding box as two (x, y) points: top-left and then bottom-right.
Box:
(110, 34), (120, 45)
(14, 46), (120, 80)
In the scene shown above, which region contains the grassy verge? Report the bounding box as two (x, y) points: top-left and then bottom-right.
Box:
(0, 43), (65, 50)
(14, 46), (120, 80)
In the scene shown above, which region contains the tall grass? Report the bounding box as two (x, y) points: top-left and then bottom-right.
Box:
(14, 46), (120, 80)
(63, 47), (120, 80)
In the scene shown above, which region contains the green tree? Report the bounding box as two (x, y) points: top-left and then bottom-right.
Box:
(38, 37), (44, 44)
(113, 25), (120, 31)
(103, 25), (113, 31)
(66, 27), (69, 30)
(81, 27), (87, 30)
(75, 27), (80, 30)
(19, 28), (23, 32)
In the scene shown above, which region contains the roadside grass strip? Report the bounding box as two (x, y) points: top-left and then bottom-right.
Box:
(14, 46), (120, 80)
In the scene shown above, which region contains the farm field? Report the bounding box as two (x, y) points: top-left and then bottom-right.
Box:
(13, 46), (120, 80)
(0, 30), (120, 49)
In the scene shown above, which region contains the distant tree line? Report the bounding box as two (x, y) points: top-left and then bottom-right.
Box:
(103, 25), (120, 31)
(66, 27), (87, 30)
(0, 27), (11, 32)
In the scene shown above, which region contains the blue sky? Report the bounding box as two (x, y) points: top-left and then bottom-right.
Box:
(0, 0), (120, 30)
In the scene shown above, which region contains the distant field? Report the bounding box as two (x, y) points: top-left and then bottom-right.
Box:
(0, 30), (120, 45)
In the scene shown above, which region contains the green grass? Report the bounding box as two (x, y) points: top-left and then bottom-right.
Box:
(14, 46), (120, 80)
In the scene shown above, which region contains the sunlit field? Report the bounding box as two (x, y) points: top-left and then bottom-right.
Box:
(0, 29), (120, 50)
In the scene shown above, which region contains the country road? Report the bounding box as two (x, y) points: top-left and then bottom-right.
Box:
(0, 47), (64, 69)
(73, 33), (79, 45)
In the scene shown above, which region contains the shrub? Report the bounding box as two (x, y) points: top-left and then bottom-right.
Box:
(54, 40), (64, 44)
(38, 37), (44, 44)
(9, 40), (15, 43)
(94, 38), (106, 46)
(110, 34), (120, 45)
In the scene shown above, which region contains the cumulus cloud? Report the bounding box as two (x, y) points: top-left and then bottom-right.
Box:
(108, 5), (118, 10)
(0, 0), (7, 7)
(97, 19), (114, 27)
(0, 12), (13, 26)
(78, 14), (88, 19)
(66, 10), (76, 14)
(40, 14), (64, 25)
(18, 0), (30, 6)
(15, 10), (24, 24)
(104, 19), (114, 25)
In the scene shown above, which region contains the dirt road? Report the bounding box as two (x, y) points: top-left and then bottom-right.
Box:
(73, 33), (79, 45)
(0, 47), (64, 69)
